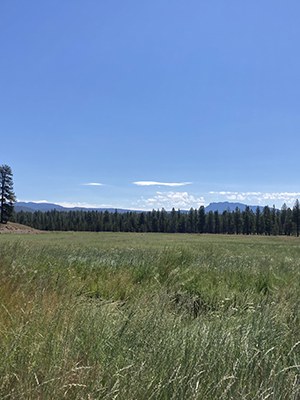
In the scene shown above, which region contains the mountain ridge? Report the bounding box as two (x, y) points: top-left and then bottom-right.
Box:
(205, 202), (265, 213)
(14, 202), (137, 213)
(14, 201), (265, 213)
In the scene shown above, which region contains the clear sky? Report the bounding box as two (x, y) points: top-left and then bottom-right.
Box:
(1, 1), (300, 210)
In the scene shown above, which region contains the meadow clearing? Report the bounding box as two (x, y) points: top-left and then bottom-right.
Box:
(0, 232), (299, 399)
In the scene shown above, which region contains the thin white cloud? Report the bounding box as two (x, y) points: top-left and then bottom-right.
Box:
(133, 181), (192, 187)
(82, 182), (103, 186)
(136, 191), (205, 210)
(17, 199), (50, 203)
(56, 201), (114, 208)
(209, 191), (300, 206)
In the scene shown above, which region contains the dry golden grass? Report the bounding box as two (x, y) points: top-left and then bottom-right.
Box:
(0, 222), (42, 234)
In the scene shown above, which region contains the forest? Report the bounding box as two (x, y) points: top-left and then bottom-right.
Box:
(12, 201), (300, 236)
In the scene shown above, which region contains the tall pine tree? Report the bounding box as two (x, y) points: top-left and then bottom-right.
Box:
(293, 199), (300, 237)
(0, 165), (16, 224)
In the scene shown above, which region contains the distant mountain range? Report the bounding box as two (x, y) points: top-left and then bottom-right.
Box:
(14, 202), (135, 213)
(14, 201), (265, 213)
(205, 202), (264, 213)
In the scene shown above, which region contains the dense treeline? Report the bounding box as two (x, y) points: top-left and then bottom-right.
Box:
(12, 201), (300, 236)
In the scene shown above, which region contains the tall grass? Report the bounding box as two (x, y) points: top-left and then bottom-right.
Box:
(0, 233), (299, 399)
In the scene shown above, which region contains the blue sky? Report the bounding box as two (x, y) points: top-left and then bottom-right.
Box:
(1, 1), (300, 210)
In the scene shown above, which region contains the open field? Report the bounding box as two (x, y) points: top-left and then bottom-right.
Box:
(0, 232), (300, 399)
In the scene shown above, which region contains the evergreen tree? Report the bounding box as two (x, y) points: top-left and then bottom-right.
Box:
(285, 207), (294, 236)
(159, 208), (168, 232)
(276, 209), (282, 235)
(255, 207), (261, 234)
(263, 206), (272, 235)
(170, 208), (178, 233)
(187, 208), (196, 233)
(0, 164), (16, 224)
(281, 203), (288, 235)
(221, 211), (229, 234)
(151, 210), (159, 232)
(234, 208), (242, 234)
(206, 211), (214, 233)
(113, 210), (120, 232)
(198, 206), (206, 233)
(138, 212), (146, 232)
(227, 212), (235, 234)
(293, 199), (300, 237)
(271, 205), (279, 235)
(214, 211), (220, 233)
(242, 206), (252, 235)
(177, 211), (186, 233)
(103, 210), (111, 231)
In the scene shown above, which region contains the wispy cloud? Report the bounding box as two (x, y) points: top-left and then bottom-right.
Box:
(82, 182), (103, 186)
(136, 191), (205, 210)
(209, 191), (300, 206)
(56, 201), (113, 208)
(133, 181), (192, 187)
(17, 199), (50, 203)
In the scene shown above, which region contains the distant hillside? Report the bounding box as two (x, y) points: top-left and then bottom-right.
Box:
(14, 202), (138, 214)
(15, 201), (266, 214)
(205, 202), (264, 213)
(14, 204), (37, 212)
(15, 202), (66, 212)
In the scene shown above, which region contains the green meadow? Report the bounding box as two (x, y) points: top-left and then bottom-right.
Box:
(0, 232), (300, 399)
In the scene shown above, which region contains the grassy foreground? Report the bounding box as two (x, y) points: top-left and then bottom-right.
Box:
(0, 232), (300, 399)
